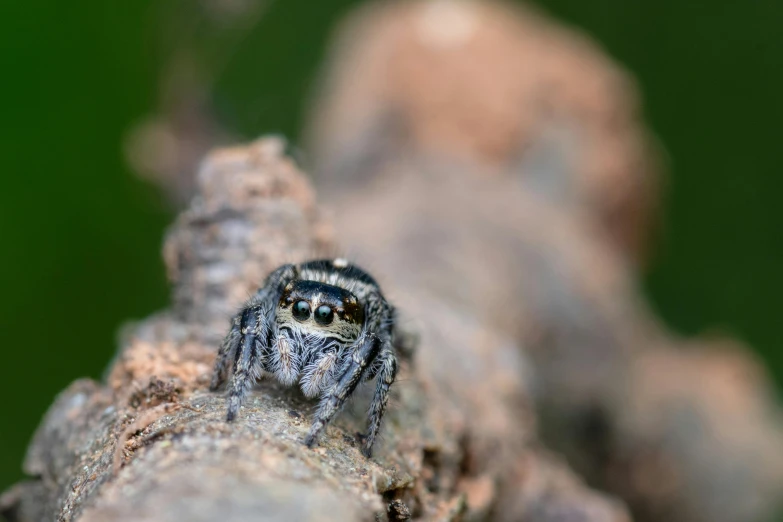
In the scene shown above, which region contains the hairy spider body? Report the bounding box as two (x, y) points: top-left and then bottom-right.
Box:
(210, 259), (398, 457)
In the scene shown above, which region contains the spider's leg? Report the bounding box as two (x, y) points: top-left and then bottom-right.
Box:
(363, 343), (398, 457)
(210, 314), (241, 391)
(350, 293), (398, 456)
(226, 308), (264, 421)
(304, 333), (381, 449)
(257, 263), (297, 321)
(223, 263), (299, 420)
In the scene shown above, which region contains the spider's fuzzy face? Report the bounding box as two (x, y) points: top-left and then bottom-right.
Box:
(277, 280), (365, 344)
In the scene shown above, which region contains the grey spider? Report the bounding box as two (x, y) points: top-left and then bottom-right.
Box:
(210, 258), (399, 457)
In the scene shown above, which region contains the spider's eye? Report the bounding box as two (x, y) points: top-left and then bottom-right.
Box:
(292, 300), (311, 321)
(314, 305), (334, 325)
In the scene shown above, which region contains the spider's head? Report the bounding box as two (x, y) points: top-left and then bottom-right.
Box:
(277, 280), (364, 342)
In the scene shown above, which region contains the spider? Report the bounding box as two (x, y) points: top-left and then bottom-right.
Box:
(210, 258), (399, 457)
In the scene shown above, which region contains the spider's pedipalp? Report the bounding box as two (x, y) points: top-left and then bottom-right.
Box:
(300, 347), (340, 398)
(271, 334), (301, 385)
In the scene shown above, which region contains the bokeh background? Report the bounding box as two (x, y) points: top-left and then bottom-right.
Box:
(1, 0), (781, 494)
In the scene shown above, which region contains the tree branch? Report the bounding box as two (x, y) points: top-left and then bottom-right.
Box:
(1, 138), (628, 522)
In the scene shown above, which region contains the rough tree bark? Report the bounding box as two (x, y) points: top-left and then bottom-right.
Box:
(0, 138), (629, 522)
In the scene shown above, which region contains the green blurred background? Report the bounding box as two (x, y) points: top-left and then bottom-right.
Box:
(1, 0), (781, 493)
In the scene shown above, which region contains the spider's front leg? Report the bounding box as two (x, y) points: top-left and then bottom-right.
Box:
(304, 333), (381, 450)
(210, 263), (298, 421)
(209, 314), (242, 392)
(363, 343), (398, 457)
(357, 298), (399, 457)
(224, 308), (265, 421)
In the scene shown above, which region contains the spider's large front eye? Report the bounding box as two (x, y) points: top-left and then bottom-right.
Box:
(292, 300), (311, 321)
(314, 305), (334, 325)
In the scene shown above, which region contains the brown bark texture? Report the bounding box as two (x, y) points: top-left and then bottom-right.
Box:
(304, 2), (783, 522)
(0, 138), (629, 522)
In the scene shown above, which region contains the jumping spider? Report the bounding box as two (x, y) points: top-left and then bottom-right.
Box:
(210, 259), (399, 457)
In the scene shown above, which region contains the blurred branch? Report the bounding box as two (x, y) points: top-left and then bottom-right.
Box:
(124, 0), (271, 206)
(304, 2), (783, 522)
